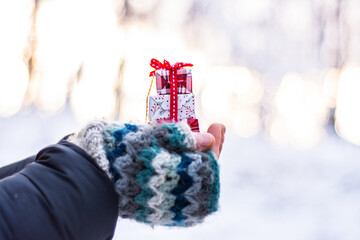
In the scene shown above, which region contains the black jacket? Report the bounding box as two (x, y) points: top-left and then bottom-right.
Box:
(0, 141), (119, 240)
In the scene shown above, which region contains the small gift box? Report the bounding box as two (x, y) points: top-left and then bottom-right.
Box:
(147, 59), (199, 132)
(155, 68), (192, 95)
(148, 93), (196, 121)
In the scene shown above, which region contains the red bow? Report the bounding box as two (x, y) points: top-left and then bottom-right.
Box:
(149, 58), (193, 77)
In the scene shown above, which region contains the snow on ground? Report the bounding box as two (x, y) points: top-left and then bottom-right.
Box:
(1, 109), (360, 240)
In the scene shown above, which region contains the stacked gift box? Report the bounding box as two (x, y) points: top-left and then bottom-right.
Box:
(147, 59), (200, 132)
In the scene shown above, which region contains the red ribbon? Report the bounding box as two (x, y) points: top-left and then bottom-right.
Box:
(149, 59), (193, 77)
(149, 59), (193, 122)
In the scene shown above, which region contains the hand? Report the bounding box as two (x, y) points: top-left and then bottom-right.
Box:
(194, 123), (226, 159)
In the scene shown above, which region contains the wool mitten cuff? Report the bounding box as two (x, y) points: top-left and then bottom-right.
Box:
(71, 120), (220, 227)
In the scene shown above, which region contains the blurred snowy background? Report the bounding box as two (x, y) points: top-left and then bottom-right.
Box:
(1, 0), (360, 239)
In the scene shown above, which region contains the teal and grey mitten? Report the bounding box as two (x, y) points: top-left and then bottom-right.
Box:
(71, 120), (220, 227)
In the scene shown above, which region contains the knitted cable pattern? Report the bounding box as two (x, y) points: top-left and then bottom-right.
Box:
(72, 120), (220, 227)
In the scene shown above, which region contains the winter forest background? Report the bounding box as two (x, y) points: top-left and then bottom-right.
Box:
(1, 0), (360, 239)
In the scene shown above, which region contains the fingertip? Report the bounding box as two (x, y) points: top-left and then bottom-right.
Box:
(207, 123), (223, 132)
(207, 123), (226, 159)
(221, 124), (226, 136)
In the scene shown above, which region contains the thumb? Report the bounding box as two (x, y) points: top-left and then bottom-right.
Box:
(194, 133), (215, 151)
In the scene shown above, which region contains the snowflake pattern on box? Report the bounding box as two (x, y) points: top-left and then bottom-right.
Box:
(148, 93), (196, 121)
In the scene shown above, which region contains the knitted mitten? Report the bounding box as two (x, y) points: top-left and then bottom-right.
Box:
(71, 120), (220, 227)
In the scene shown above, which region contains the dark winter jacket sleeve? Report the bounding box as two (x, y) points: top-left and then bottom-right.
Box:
(0, 141), (119, 240)
(0, 155), (35, 180)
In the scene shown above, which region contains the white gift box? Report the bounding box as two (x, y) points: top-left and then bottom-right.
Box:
(148, 93), (196, 121)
